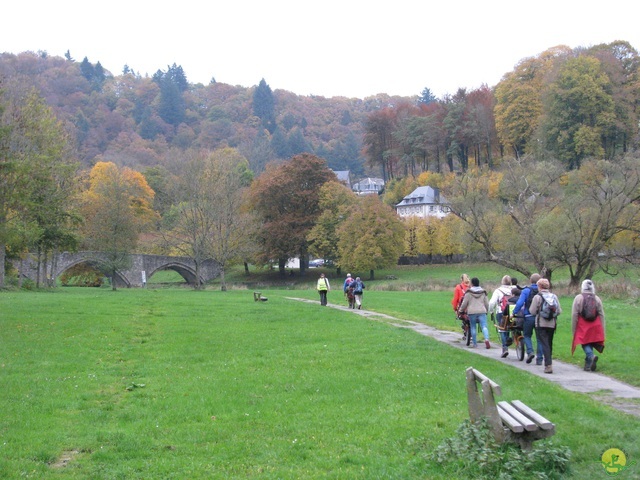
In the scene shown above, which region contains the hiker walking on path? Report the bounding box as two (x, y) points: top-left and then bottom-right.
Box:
(451, 273), (471, 312)
(529, 278), (562, 374)
(458, 277), (491, 349)
(489, 275), (515, 358)
(514, 273), (544, 365)
(317, 273), (330, 306)
(571, 279), (606, 371)
(351, 276), (365, 309)
(343, 273), (355, 308)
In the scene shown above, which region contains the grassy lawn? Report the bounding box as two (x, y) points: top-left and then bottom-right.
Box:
(1, 286), (639, 478)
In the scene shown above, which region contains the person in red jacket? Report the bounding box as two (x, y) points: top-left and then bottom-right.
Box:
(452, 273), (471, 312)
(571, 279), (606, 371)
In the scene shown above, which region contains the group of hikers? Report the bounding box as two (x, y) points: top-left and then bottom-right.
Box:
(317, 269), (606, 375)
(316, 272), (365, 309)
(453, 273), (606, 374)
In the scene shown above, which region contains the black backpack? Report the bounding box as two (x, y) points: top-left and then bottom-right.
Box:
(524, 286), (538, 312)
(538, 292), (558, 320)
(581, 294), (598, 321)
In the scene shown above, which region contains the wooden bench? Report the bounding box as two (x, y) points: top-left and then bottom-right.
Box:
(253, 291), (268, 302)
(466, 367), (555, 450)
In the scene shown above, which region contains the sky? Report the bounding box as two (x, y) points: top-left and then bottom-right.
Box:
(3, 1), (640, 100)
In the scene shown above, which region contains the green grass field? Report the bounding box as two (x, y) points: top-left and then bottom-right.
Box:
(1, 284), (639, 478)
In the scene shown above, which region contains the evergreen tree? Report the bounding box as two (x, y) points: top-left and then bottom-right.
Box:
(288, 127), (311, 155)
(270, 127), (290, 159)
(253, 78), (276, 133)
(419, 87), (437, 105)
(80, 57), (94, 81)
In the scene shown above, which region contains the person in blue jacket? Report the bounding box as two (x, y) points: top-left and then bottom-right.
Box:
(513, 273), (544, 365)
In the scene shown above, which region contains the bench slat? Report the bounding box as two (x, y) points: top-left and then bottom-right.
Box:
(497, 407), (524, 432)
(510, 400), (554, 430)
(469, 368), (502, 396)
(498, 401), (538, 431)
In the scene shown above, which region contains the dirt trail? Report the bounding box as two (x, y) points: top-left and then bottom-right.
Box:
(288, 297), (640, 417)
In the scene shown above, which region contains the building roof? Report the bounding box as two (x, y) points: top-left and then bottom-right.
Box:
(353, 177), (384, 189)
(333, 170), (351, 187)
(395, 186), (447, 207)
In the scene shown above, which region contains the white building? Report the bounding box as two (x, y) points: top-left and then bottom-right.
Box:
(395, 186), (450, 219)
(333, 170), (352, 189)
(352, 177), (385, 195)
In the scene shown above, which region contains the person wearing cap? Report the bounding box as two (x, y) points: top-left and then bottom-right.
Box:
(529, 278), (562, 374)
(571, 279), (606, 371)
(317, 273), (330, 306)
(513, 273), (544, 365)
(343, 273), (355, 308)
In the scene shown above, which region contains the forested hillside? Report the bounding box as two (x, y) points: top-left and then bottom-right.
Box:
(0, 51), (411, 177)
(3, 41), (640, 291)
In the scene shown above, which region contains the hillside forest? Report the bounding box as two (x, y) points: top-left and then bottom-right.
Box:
(1, 40), (640, 289)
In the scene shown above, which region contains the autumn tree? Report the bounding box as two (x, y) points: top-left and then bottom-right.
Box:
(81, 161), (157, 289)
(546, 156), (640, 288)
(542, 55), (616, 169)
(163, 148), (256, 290)
(249, 153), (336, 276)
(586, 41), (640, 157)
(307, 180), (357, 275)
(0, 87), (79, 287)
(494, 47), (571, 158)
(363, 107), (399, 181)
(442, 161), (564, 281)
(336, 195), (405, 280)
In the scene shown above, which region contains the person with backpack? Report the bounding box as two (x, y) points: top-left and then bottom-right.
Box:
(343, 273), (355, 307)
(529, 278), (562, 374)
(571, 279), (606, 371)
(351, 276), (365, 309)
(488, 275), (514, 358)
(458, 277), (491, 348)
(513, 273), (544, 365)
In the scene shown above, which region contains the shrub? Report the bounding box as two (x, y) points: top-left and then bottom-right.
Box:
(427, 419), (571, 479)
(60, 264), (103, 287)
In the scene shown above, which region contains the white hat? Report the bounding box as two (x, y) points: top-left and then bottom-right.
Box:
(581, 279), (595, 293)
(347, 273), (351, 277)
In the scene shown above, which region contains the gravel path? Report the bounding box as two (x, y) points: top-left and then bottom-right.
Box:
(288, 297), (640, 417)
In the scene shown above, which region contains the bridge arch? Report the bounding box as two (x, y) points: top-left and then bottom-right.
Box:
(19, 252), (220, 288)
(56, 257), (132, 288)
(146, 262), (198, 284)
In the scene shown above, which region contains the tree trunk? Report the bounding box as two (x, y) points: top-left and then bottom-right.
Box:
(18, 255), (23, 288)
(194, 260), (202, 290)
(36, 247), (42, 288)
(278, 257), (286, 277)
(369, 269), (374, 280)
(220, 266), (227, 291)
(0, 241), (5, 288)
(244, 262), (249, 275)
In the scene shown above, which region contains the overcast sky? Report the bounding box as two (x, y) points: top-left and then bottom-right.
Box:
(3, 1), (640, 99)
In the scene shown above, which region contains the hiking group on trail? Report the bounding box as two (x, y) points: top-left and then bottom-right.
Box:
(455, 273), (606, 374)
(342, 273), (365, 309)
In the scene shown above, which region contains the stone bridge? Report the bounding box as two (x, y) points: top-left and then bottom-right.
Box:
(20, 251), (220, 287)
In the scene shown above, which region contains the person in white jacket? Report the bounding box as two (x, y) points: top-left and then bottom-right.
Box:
(489, 275), (515, 358)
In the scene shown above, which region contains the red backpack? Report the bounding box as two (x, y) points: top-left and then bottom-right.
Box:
(581, 294), (598, 321)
